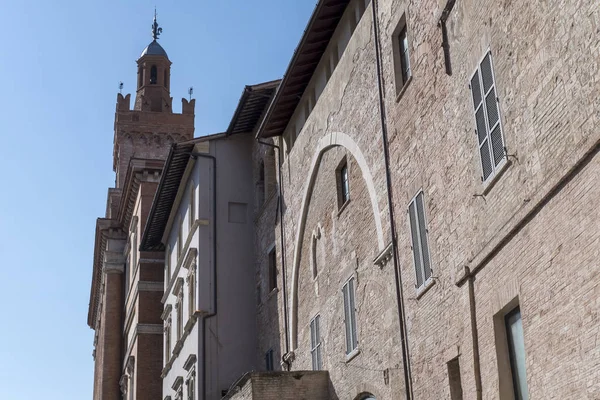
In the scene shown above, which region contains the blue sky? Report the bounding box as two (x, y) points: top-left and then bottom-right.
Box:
(0, 1), (314, 398)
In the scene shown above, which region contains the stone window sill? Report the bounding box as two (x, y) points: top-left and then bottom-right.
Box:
(481, 158), (511, 195)
(337, 199), (351, 217)
(345, 348), (360, 363)
(395, 76), (413, 103)
(415, 277), (436, 299)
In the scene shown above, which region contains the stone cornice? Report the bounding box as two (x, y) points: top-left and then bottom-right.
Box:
(88, 218), (125, 328)
(117, 158), (165, 230)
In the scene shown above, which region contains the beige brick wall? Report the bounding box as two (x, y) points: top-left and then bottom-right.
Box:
(255, 0), (600, 398)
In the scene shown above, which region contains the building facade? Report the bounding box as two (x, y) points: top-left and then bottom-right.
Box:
(139, 80), (280, 400)
(87, 15), (194, 400)
(253, 0), (600, 398)
(89, 1), (600, 399)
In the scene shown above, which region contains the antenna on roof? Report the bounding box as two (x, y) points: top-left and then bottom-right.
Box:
(188, 86), (194, 101)
(119, 81), (124, 94)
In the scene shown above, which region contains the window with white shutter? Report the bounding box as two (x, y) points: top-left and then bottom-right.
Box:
(342, 277), (358, 355)
(408, 191), (432, 290)
(310, 314), (323, 370)
(470, 50), (506, 184)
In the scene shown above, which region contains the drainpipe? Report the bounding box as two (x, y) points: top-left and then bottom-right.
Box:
(256, 138), (291, 371)
(371, 1), (413, 398)
(190, 152), (217, 400)
(465, 267), (483, 400)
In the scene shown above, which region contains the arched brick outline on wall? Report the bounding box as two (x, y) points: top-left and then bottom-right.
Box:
(289, 131), (385, 350)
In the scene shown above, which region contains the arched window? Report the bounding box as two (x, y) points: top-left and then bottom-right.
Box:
(150, 65), (157, 84)
(164, 69), (168, 89)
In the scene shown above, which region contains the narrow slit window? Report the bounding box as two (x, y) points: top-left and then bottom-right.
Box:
(337, 160), (350, 208)
(189, 186), (195, 231)
(408, 191), (432, 289)
(176, 289), (183, 340)
(268, 247), (277, 291)
(265, 349), (274, 371)
(470, 50), (506, 184)
(188, 270), (195, 318)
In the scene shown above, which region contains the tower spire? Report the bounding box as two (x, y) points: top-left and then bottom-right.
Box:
(152, 8), (162, 40)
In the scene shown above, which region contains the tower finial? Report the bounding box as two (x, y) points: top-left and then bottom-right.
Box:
(152, 8), (162, 40)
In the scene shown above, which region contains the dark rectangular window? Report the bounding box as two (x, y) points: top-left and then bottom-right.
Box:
(398, 26), (411, 85)
(408, 191), (432, 289)
(505, 307), (529, 399)
(338, 160), (350, 207)
(268, 248), (277, 291)
(310, 315), (322, 370)
(265, 349), (274, 371)
(447, 357), (463, 400)
(342, 277), (358, 354)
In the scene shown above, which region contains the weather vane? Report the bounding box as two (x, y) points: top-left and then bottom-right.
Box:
(152, 7), (162, 40)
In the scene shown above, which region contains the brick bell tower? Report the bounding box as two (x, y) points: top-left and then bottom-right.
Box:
(89, 12), (194, 400)
(112, 11), (195, 190)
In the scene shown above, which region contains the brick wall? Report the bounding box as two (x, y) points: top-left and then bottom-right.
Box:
(255, 0), (600, 398)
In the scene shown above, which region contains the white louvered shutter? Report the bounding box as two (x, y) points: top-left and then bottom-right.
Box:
(471, 50), (505, 183)
(409, 191), (433, 289)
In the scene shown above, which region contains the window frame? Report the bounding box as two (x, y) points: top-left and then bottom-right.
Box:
(189, 185), (195, 231)
(268, 246), (278, 292)
(392, 13), (412, 98)
(310, 314), (323, 370)
(265, 348), (274, 371)
(176, 288), (184, 341)
(342, 276), (359, 357)
(337, 158), (350, 209)
(469, 48), (507, 187)
(408, 190), (433, 293)
(164, 315), (172, 363)
(505, 306), (529, 400)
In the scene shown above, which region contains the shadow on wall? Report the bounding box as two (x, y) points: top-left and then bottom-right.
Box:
(328, 377), (340, 400)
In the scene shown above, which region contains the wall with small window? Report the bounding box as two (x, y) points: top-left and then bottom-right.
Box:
(289, 145), (404, 399)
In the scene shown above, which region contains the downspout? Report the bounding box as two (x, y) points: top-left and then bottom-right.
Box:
(371, 1), (413, 398)
(465, 267), (483, 400)
(256, 138), (290, 371)
(190, 152), (217, 400)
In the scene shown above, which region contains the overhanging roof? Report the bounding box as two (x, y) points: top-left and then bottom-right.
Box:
(139, 140), (197, 251)
(257, 0), (351, 138)
(227, 80), (280, 135)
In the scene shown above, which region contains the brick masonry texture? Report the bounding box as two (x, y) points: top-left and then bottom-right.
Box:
(252, 0), (600, 399)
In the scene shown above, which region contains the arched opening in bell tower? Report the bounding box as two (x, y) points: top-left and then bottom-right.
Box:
(150, 65), (157, 84)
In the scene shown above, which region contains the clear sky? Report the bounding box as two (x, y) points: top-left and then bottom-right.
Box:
(0, 1), (314, 398)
